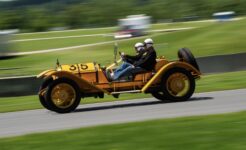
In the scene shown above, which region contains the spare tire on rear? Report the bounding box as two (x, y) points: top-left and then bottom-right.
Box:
(178, 48), (200, 71)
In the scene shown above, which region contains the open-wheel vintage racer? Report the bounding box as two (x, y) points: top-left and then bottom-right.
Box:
(37, 46), (201, 113)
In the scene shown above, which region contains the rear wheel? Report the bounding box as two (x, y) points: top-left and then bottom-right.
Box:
(178, 48), (200, 71)
(151, 92), (167, 101)
(161, 68), (195, 102)
(151, 68), (195, 102)
(45, 78), (81, 113)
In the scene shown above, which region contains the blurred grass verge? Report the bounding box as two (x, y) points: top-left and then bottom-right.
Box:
(0, 110), (246, 150)
(0, 71), (245, 113)
(10, 21), (210, 52)
(13, 21), (212, 41)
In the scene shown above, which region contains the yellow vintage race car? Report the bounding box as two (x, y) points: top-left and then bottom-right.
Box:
(37, 47), (201, 113)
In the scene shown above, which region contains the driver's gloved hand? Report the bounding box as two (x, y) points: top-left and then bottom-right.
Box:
(119, 52), (125, 57)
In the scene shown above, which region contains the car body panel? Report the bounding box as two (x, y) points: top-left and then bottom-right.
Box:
(37, 58), (201, 97)
(141, 61), (201, 93)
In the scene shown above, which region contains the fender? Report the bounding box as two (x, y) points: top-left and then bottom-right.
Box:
(37, 69), (56, 79)
(141, 61), (201, 93)
(37, 70), (109, 94)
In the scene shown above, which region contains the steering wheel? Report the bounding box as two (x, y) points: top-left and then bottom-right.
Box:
(119, 52), (127, 62)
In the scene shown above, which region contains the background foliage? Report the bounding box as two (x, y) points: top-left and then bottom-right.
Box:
(0, 0), (245, 31)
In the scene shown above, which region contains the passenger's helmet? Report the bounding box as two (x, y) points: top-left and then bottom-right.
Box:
(144, 38), (153, 49)
(144, 38), (154, 44)
(134, 42), (144, 52)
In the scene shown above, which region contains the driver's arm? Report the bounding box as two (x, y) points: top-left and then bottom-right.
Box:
(125, 52), (143, 61)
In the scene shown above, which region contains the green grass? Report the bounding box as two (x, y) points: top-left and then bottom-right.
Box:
(13, 20), (213, 40)
(13, 35), (113, 52)
(13, 27), (116, 40)
(151, 20), (215, 30)
(195, 71), (246, 92)
(1, 18), (245, 76)
(0, 71), (245, 113)
(11, 21), (214, 52)
(1, 111), (246, 150)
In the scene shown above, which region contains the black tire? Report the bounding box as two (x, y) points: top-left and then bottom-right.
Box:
(161, 67), (195, 102)
(178, 48), (200, 71)
(38, 78), (53, 110)
(45, 78), (81, 113)
(151, 92), (168, 102)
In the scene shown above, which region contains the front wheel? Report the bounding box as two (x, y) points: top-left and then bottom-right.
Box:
(161, 68), (195, 102)
(38, 78), (53, 110)
(45, 78), (81, 113)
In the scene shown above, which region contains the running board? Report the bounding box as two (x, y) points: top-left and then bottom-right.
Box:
(111, 90), (141, 94)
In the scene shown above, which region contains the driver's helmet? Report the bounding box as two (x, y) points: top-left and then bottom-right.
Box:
(144, 38), (154, 49)
(134, 42), (144, 52)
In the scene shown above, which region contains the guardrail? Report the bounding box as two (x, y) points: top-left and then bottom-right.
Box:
(197, 52), (246, 74)
(0, 52), (245, 97)
(0, 75), (41, 97)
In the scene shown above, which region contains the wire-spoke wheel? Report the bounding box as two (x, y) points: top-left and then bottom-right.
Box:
(166, 72), (189, 97)
(161, 68), (195, 102)
(45, 78), (81, 113)
(51, 83), (76, 109)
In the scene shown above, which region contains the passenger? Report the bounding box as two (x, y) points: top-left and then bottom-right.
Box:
(133, 38), (157, 71)
(107, 38), (157, 81)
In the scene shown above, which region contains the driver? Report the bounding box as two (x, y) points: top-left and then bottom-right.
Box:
(106, 42), (145, 81)
(123, 42), (145, 64)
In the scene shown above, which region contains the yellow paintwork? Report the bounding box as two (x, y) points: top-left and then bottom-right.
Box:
(106, 59), (122, 70)
(166, 72), (189, 97)
(141, 61), (200, 93)
(51, 83), (76, 109)
(37, 58), (201, 96)
(48, 71), (109, 94)
(37, 62), (110, 94)
(37, 69), (56, 79)
(60, 63), (97, 73)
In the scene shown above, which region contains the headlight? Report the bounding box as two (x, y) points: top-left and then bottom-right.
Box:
(56, 66), (62, 71)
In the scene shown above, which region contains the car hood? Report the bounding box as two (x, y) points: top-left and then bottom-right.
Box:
(58, 62), (97, 73)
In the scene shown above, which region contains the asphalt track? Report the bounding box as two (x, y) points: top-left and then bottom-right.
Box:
(0, 89), (246, 138)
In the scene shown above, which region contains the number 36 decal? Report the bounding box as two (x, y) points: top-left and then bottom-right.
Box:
(69, 64), (88, 71)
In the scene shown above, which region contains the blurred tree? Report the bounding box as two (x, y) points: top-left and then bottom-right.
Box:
(22, 8), (51, 31)
(0, 0), (245, 31)
(0, 10), (24, 29)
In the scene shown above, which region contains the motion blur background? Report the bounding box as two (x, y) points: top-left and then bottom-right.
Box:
(0, 0), (245, 96)
(0, 1), (246, 149)
(0, 0), (245, 94)
(0, 0), (245, 31)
